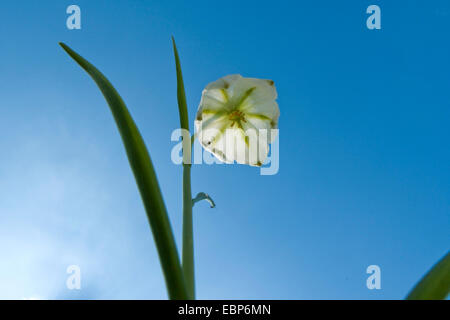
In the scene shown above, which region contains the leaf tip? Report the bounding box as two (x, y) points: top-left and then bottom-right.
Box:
(59, 42), (73, 57)
(171, 36), (178, 53)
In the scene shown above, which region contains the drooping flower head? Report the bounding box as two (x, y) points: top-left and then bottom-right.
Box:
(195, 75), (280, 166)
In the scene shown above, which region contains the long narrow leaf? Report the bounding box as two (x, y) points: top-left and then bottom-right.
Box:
(406, 251), (450, 300)
(59, 42), (187, 300)
(172, 37), (195, 300)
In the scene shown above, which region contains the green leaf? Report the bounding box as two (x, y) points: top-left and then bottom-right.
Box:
(192, 192), (216, 208)
(172, 37), (195, 300)
(59, 42), (187, 300)
(406, 251), (450, 300)
(172, 37), (190, 133)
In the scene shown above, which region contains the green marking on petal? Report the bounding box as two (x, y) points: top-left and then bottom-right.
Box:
(220, 88), (229, 102)
(202, 109), (221, 115)
(204, 91), (227, 105)
(244, 133), (250, 147)
(209, 121), (230, 148)
(236, 120), (245, 131)
(236, 87), (256, 110)
(200, 111), (227, 130)
(234, 124), (249, 148)
(245, 113), (272, 121)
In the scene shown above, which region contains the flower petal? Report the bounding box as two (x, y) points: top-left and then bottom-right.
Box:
(195, 74), (279, 167)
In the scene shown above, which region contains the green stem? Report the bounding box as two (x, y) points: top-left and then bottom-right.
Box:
(172, 37), (195, 299)
(182, 164), (195, 299)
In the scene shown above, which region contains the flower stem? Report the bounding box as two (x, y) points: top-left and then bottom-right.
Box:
(172, 36), (195, 299)
(182, 163), (195, 299)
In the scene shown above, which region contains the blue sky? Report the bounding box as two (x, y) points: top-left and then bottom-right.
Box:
(0, 0), (449, 299)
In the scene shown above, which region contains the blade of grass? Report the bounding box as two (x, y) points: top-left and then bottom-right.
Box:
(406, 251), (450, 300)
(59, 42), (187, 300)
(172, 37), (195, 300)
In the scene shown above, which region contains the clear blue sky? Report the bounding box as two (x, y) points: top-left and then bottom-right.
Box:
(0, 1), (448, 299)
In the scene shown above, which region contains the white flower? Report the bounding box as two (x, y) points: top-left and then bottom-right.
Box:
(195, 74), (280, 166)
